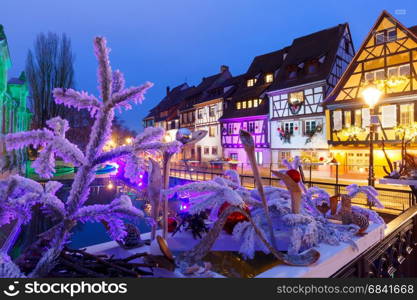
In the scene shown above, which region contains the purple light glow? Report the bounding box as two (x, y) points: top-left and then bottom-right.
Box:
(109, 158), (147, 190)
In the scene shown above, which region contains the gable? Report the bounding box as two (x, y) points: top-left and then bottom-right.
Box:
(326, 11), (417, 104)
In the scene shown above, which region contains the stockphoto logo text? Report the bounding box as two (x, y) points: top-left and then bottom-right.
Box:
(2, 281), (128, 297)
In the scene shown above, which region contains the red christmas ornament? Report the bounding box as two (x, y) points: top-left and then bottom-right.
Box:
(319, 157), (324, 161)
(294, 126), (299, 131)
(218, 202), (250, 234)
(286, 169), (301, 183)
(167, 217), (177, 233)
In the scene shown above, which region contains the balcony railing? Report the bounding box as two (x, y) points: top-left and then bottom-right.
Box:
(170, 161), (416, 214)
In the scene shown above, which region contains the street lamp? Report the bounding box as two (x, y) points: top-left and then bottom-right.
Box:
(362, 85), (382, 187)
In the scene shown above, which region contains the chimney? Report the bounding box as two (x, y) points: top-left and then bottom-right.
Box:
(166, 86), (170, 95)
(220, 65), (229, 73)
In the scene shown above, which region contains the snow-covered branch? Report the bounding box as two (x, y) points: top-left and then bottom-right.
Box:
(53, 88), (101, 117)
(94, 37), (112, 103)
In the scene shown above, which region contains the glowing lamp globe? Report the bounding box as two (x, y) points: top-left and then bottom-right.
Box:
(362, 86), (382, 109)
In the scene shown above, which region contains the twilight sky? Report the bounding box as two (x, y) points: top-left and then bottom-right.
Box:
(2, 0), (417, 132)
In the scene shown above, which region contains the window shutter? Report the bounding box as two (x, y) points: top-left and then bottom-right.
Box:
(333, 111), (342, 131)
(381, 105), (397, 128)
(362, 108), (370, 128)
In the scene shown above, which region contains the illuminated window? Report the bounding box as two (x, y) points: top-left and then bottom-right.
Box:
(265, 74), (273, 83)
(237, 102), (241, 109)
(253, 99), (259, 107)
(258, 99), (263, 105)
(354, 109), (362, 127)
(230, 153), (238, 161)
(344, 111), (351, 128)
(242, 101), (247, 109)
(388, 64), (410, 78)
(247, 78), (256, 87)
(364, 70), (385, 82)
(247, 100), (252, 108)
(400, 104), (414, 125)
(289, 91), (304, 105)
(209, 126), (216, 137)
(399, 64), (411, 77)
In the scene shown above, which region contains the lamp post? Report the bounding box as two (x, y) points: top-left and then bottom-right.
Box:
(362, 86), (382, 187)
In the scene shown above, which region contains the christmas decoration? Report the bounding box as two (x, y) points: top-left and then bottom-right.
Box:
(218, 202), (249, 234)
(0, 36), (180, 278)
(286, 169), (301, 183)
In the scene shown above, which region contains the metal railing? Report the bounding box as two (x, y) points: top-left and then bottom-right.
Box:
(170, 161), (416, 213)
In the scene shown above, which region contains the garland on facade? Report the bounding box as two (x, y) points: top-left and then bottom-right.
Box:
(337, 126), (365, 142)
(305, 124), (323, 144)
(278, 127), (293, 143)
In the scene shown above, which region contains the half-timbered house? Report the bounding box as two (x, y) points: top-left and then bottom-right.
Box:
(323, 11), (417, 177)
(267, 24), (354, 166)
(143, 83), (191, 161)
(220, 50), (288, 166)
(193, 74), (243, 162)
(178, 66), (232, 160)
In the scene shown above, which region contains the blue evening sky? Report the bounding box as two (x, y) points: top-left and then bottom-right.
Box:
(2, 0), (416, 132)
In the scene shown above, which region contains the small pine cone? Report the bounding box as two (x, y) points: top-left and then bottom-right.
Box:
(352, 212), (369, 234)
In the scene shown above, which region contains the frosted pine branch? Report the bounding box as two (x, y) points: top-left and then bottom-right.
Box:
(124, 154), (145, 184)
(32, 145), (55, 178)
(53, 88), (101, 117)
(94, 37), (112, 103)
(5, 129), (54, 150)
(111, 82), (154, 110)
(346, 184), (383, 208)
(112, 70), (125, 94)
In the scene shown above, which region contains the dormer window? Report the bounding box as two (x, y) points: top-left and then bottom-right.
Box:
(265, 73), (273, 83)
(307, 61), (318, 74)
(288, 70), (297, 79)
(287, 65), (298, 79)
(375, 32), (385, 44)
(247, 78), (257, 87)
(375, 28), (397, 45)
(344, 39), (350, 54)
(387, 28), (397, 42)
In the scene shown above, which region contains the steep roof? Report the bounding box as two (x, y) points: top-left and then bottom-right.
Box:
(179, 69), (232, 111)
(408, 25), (417, 37)
(269, 23), (348, 91)
(221, 47), (290, 120)
(324, 10), (417, 106)
(144, 82), (191, 119)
